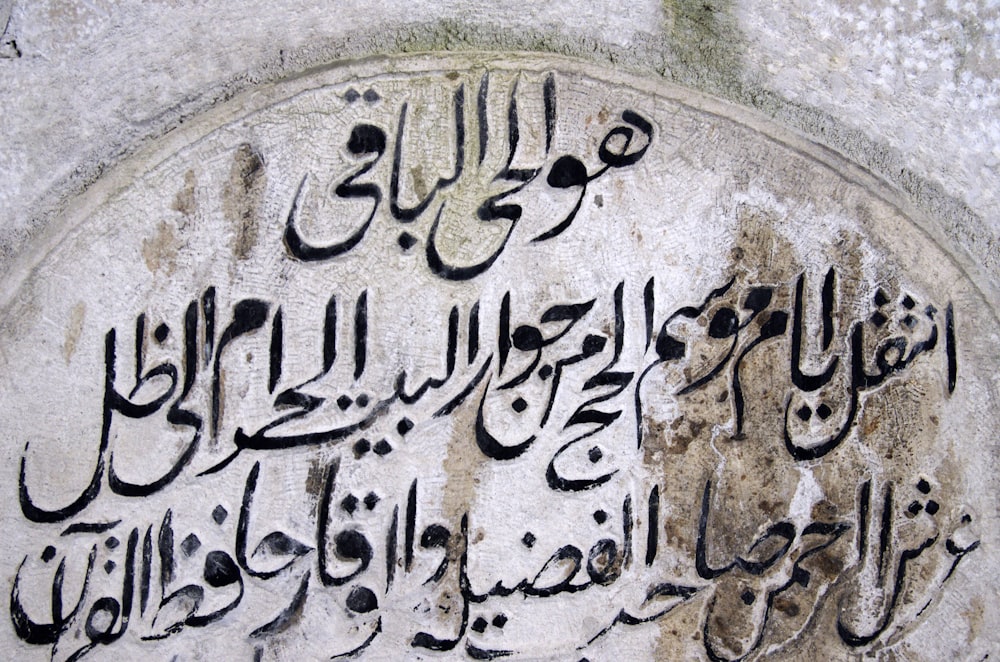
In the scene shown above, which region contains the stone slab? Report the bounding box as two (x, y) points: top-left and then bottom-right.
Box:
(1, 54), (997, 660)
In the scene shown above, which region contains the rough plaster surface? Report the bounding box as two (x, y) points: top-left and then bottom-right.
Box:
(1, 52), (997, 660)
(0, 2), (998, 660)
(0, 1), (998, 295)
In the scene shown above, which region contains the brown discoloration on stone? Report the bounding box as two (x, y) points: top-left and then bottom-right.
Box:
(223, 143), (266, 261)
(757, 498), (781, 518)
(141, 220), (179, 275)
(660, 415), (707, 455)
(410, 164), (428, 202)
(2, 58), (990, 659)
(653, 599), (704, 659)
(647, 204), (801, 581)
(304, 457), (327, 517)
(641, 415), (672, 458)
(440, 393), (482, 526)
(804, 545), (846, 581)
(172, 169), (197, 216)
(662, 516), (689, 551)
(643, 179), (969, 658)
(214, 371), (226, 449)
(964, 595), (984, 646)
(429, 385), (484, 631)
(62, 301), (85, 364)
(811, 499), (838, 521)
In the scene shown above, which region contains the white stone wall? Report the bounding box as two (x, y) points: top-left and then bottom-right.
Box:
(0, 2), (997, 660)
(1, 1), (997, 294)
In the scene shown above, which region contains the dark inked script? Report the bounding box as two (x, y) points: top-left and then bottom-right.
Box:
(2, 61), (990, 661)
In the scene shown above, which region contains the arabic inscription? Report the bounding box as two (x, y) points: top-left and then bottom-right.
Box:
(1, 55), (996, 661)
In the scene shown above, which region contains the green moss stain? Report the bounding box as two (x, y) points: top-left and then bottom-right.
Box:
(661, 0), (746, 96)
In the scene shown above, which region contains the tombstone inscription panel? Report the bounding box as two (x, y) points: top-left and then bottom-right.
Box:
(1, 55), (996, 660)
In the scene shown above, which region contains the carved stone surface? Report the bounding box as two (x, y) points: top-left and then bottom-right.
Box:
(1, 55), (996, 660)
